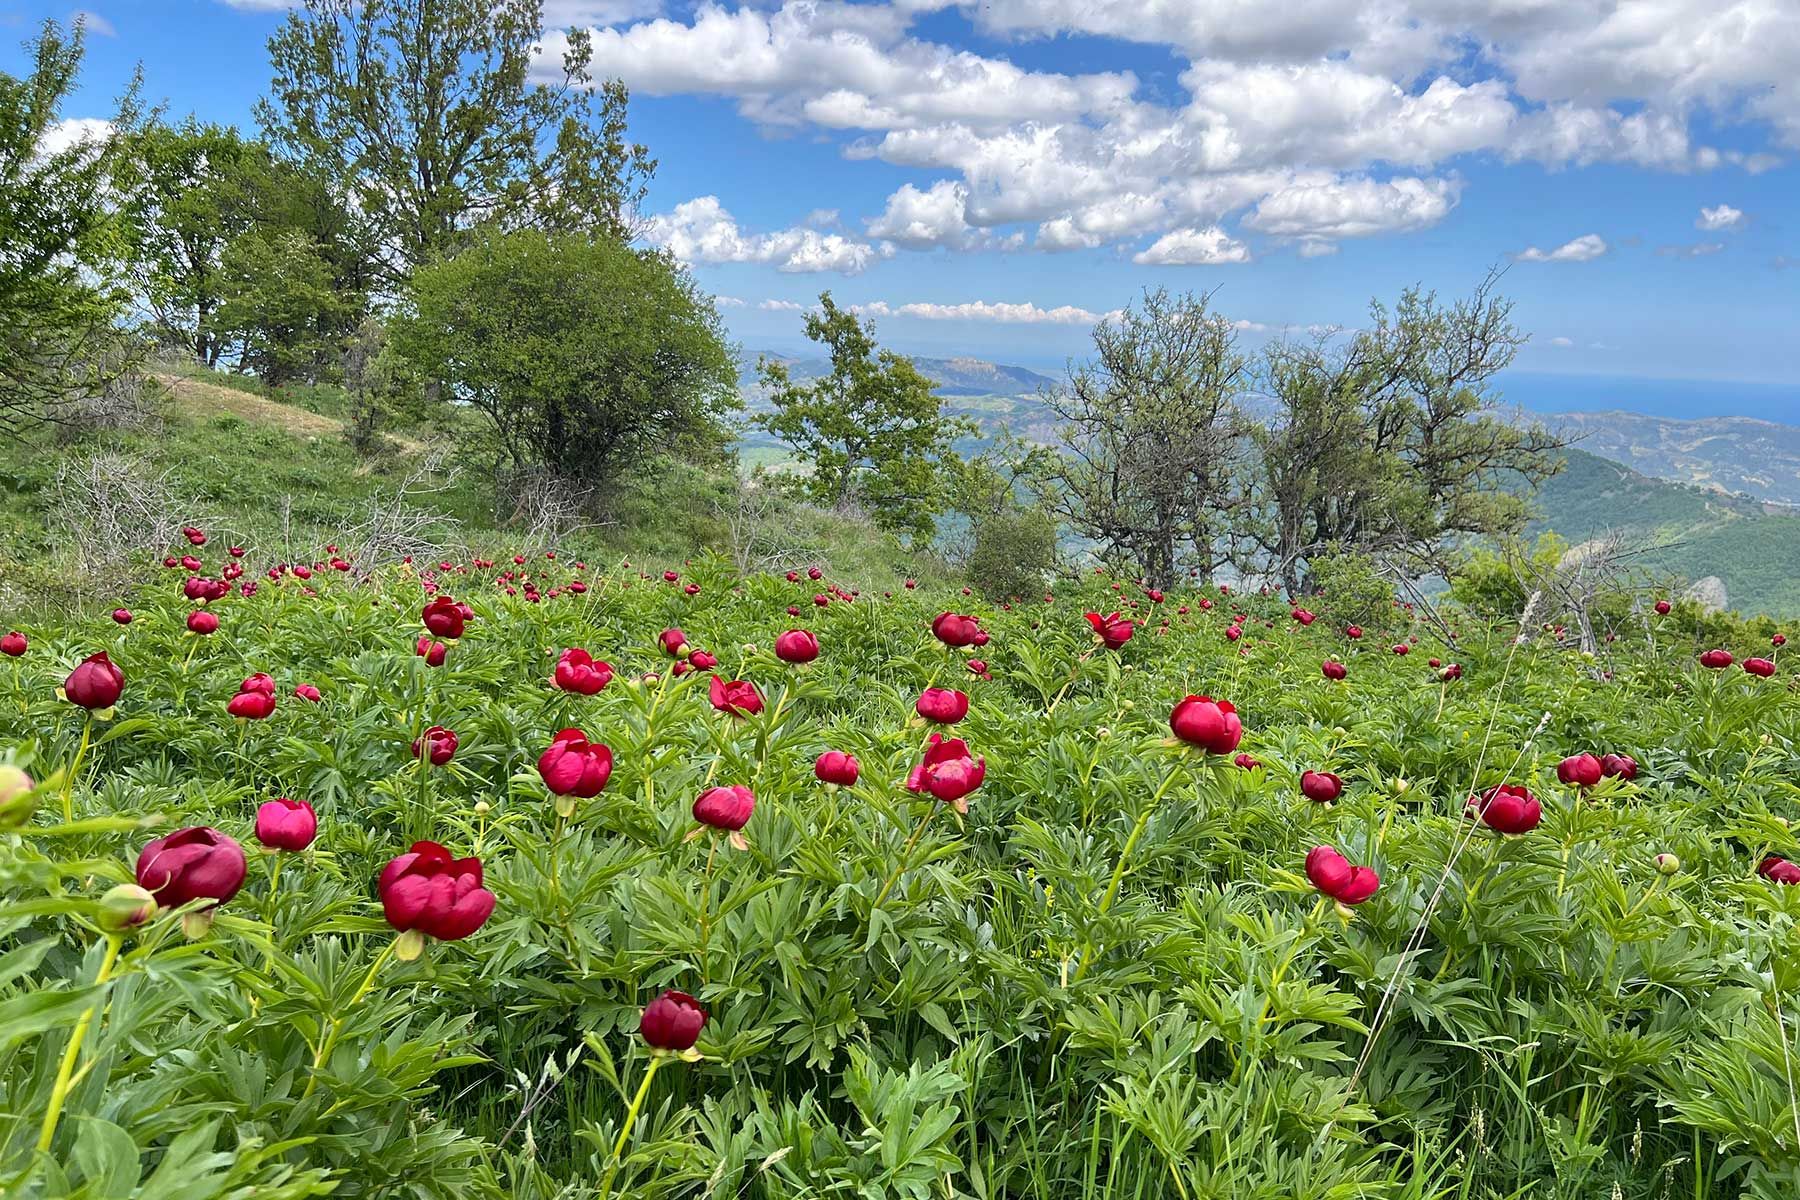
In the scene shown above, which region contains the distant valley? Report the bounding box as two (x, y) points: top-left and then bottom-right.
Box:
(739, 352), (1800, 616)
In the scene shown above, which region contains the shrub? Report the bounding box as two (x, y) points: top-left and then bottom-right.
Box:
(966, 508), (1057, 599)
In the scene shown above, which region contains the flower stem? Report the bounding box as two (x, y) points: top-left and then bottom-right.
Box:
(697, 837), (720, 983)
(60, 713), (93, 824)
(36, 934), (122, 1152)
(873, 804), (938, 910)
(1073, 766), (1184, 983)
(301, 936), (398, 1100)
(1046, 645), (1099, 714)
(599, 1054), (665, 1199)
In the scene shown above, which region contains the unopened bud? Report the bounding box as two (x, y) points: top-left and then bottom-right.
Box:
(1390, 777), (1409, 795)
(473, 800), (491, 815)
(96, 883), (157, 932)
(0, 765), (37, 829)
(394, 928), (427, 961)
(1654, 853), (1680, 876)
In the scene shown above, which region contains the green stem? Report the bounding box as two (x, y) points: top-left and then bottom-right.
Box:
(697, 837), (720, 984)
(1073, 766), (1184, 983)
(1046, 646), (1099, 714)
(61, 714), (93, 824)
(36, 935), (122, 1152)
(301, 937), (398, 1100)
(872, 804), (939, 910)
(599, 1054), (665, 1199)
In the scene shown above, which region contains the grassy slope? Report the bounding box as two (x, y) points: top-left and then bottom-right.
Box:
(0, 372), (955, 618)
(1527, 448), (1800, 616)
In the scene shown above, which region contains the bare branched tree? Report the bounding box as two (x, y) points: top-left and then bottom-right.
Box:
(1040, 288), (1249, 587)
(714, 478), (827, 576)
(46, 451), (203, 590)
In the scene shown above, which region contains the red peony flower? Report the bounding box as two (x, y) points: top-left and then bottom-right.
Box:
(915, 687), (970, 724)
(537, 728), (613, 797)
(1300, 770), (1343, 803)
(64, 651), (125, 710)
(694, 784), (756, 833)
(1084, 611), (1134, 649)
(1305, 845), (1379, 905)
(1599, 753), (1637, 780)
(415, 636), (447, 667)
(1468, 783), (1541, 834)
(931, 612), (980, 647)
(659, 627), (688, 656)
(0, 631), (24, 657)
(1745, 657), (1777, 678)
(1169, 695), (1243, 754)
(412, 725), (458, 766)
(136, 826), (246, 908)
(1321, 660), (1347, 681)
(905, 733), (985, 811)
(378, 841), (495, 941)
(294, 683), (322, 703)
(639, 989), (706, 1051)
(552, 648), (613, 694)
(187, 610), (219, 635)
(708, 675), (763, 717)
(775, 629), (820, 663)
(255, 797), (317, 852)
(1556, 753), (1603, 789)
(1698, 649), (1733, 669)
(815, 750), (859, 786)
(417, 597), (460, 640)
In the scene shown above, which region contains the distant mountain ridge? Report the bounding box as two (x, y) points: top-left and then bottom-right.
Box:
(1547, 410), (1800, 506)
(742, 352), (1058, 398)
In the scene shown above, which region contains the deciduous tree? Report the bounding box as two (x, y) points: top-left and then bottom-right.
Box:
(1039, 289), (1249, 587)
(258, 0), (654, 284)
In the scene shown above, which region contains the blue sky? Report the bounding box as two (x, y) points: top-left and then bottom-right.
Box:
(6, 0), (1799, 418)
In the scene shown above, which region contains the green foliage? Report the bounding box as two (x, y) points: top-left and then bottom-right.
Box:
(1037, 288), (1247, 587)
(1251, 275), (1564, 592)
(4, 554), (1800, 1199)
(258, 0), (655, 283)
(966, 508), (1058, 601)
(757, 294), (965, 546)
(1308, 546), (1396, 626)
(391, 228), (738, 488)
(0, 19), (140, 430)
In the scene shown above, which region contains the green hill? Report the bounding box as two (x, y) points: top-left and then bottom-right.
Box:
(1527, 447), (1800, 616)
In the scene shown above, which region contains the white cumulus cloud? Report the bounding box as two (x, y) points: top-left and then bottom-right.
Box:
(1132, 226), (1252, 265)
(643, 196), (888, 275)
(1697, 203), (1746, 231)
(1515, 234), (1609, 263)
(854, 299), (1115, 324)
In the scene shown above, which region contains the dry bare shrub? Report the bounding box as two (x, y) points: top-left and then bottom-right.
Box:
(338, 447), (465, 575)
(45, 450), (201, 591)
(714, 477), (828, 576)
(498, 469), (605, 556)
(52, 346), (159, 441)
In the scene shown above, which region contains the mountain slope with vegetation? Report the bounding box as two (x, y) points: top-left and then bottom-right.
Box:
(1525, 447), (1800, 616)
(1551, 410), (1800, 505)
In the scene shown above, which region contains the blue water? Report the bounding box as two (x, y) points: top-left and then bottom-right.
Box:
(1497, 372), (1800, 423)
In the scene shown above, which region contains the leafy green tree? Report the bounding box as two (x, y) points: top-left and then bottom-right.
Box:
(1250, 274), (1565, 594)
(966, 509), (1059, 601)
(115, 120), (262, 367)
(0, 19), (140, 431)
(258, 0), (654, 284)
(390, 228), (736, 488)
(757, 294), (964, 544)
(214, 228), (361, 386)
(1038, 289), (1249, 587)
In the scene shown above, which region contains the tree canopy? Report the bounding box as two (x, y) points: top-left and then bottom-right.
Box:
(0, 19), (139, 431)
(391, 228), (737, 489)
(258, 0), (654, 285)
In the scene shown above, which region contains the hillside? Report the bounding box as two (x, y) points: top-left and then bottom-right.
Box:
(1550, 410), (1800, 505)
(1527, 448), (1800, 615)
